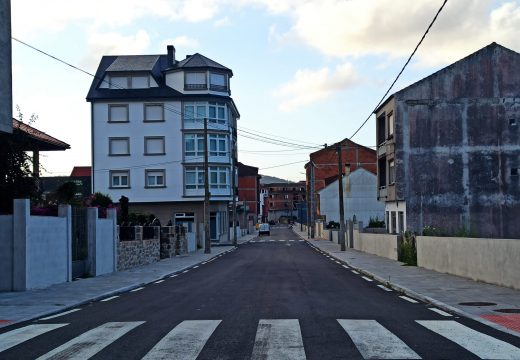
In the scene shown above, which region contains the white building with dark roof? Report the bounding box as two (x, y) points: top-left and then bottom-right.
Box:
(86, 45), (239, 244)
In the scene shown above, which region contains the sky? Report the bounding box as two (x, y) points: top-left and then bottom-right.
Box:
(10, 0), (520, 182)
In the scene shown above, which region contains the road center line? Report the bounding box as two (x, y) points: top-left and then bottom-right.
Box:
(100, 296), (119, 302)
(130, 287), (144, 292)
(154, 280), (165, 284)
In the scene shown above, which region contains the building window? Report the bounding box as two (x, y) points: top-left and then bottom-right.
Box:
(110, 170), (130, 188)
(388, 160), (395, 184)
(208, 102), (227, 124)
(391, 211), (397, 234)
(377, 114), (386, 145)
(108, 104), (129, 123)
(512, 168), (519, 177)
(109, 137), (130, 156)
(131, 75), (148, 89)
(209, 166), (229, 189)
(185, 166), (205, 189)
(109, 76), (128, 89)
(210, 73), (227, 92)
(284, 194), (289, 199)
(388, 112), (394, 138)
(209, 134), (227, 156)
(144, 104), (164, 122)
(108, 74), (149, 89)
(398, 211), (404, 233)
(185, 72), (207, 90)
(144, 137), (165, 155)
(184, 102), (207, 125)
(145, 169), (165, 188)
(509, 118), (517, 127)
(386, 211), (389, 232)
(184, 134), (205, 157)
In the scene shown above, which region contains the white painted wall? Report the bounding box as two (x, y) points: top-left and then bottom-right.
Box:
(353, 230), (399, 260)
(319, 168), (385, 225)
(417, 236), (520, 290)
(385, 201), (406, 234)
(0, 215), (13, 290)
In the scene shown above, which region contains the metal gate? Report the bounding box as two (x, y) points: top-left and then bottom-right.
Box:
(71, 207), (88, 278)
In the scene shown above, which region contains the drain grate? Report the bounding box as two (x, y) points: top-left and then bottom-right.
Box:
(458, 302), (497, 306)
(494, 308), (520, 314)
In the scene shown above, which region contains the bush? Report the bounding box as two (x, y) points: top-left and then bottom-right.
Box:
(368, 217), (385, 228)
(326, 221), (340, 229)
(399, 231), (417, 266)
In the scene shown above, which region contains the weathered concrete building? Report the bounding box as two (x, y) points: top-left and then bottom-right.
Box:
(375, 43), (520, 238)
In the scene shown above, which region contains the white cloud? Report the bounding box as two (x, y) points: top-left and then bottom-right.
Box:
(80, 30), (151, 71)
(214, 16), (232, 27)
(274, 62), (358, 112)
(161, 36), (200, 50)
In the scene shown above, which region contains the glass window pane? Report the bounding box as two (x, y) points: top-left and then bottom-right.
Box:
(132, 76), (148, 88)
(147, 176), (155, 186)
(210, 139), (217, 151)
(186, 172), (195, 184)
(185, 105), (194, 119)
(219, 172), (226, 183)
(219, 140), (226, 152)
(211, 172), (217, 183)
(121, 176), (128, 186)
(209, 106), (216, 118)
(218, 107), (225, 119)
(110, 76), (127, 89)
(113, 176), (120, 186)
(196, 106), (206, 118)
(157, 175), (164, 185)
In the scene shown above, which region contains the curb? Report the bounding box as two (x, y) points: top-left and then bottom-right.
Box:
(293, 230), (520, 339)
(3, 246), (237, 328)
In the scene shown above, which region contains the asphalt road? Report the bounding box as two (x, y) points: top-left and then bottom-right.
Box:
(1, 226), (519, 359)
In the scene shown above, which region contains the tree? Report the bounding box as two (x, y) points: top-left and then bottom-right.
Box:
(0, 133), (37, 214)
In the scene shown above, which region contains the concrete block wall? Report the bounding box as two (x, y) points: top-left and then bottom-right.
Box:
(352, 230), (399, 260)
(87, 207), (117, 277)
(118, 239), (160, 271)
(417, 236), (520, 290)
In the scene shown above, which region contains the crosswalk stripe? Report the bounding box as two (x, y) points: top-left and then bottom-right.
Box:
(142, 320), (221, 360)
(417, 320), (520, 359)
(399, 296), (419, 304)
(342, 265), (350, 269)
(351, 270), (360, 274)
(0, 324), (68, 353)
(428, 308), (451, 317)
(36, 322), (144, 360)
(251, 319), (306, 360)
(338, 319), (421, 359)
(361, 276), (373, 282)
(377, 284), (392, 292)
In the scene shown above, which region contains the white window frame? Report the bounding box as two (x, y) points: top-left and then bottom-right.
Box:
(185, 72), (207, 90)
(388, 112), (394, 138)
(108, 137), (130, 156)
(108, 104), (129, 123)
(209, 134), (228, 156)
(144, 103), (164, 122)
(144, 136), (166, 156)
(110, 170), (130, 188)
(209, 166), (229, 189)
(185, 166), (205, 189)
(209, 72), (227, 92)
(388, 160), (395, 184)
(184, 102), (207, 126)
(184, 134), (205, 157)
(208, 102), (227, 124)
(145, 169), (166, 188)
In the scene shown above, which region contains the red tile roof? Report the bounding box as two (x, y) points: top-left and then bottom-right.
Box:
(12, 118), (70, 151)
(70, 166), (91, 177)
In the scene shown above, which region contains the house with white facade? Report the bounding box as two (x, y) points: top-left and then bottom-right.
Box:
(318, 167), (385, 226)
(86, 45), (239, 244)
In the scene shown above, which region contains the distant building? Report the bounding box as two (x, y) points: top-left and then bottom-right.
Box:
(237, 162), (260, 230)
(261, 181), (306, 222)
(305, 139), (377, 225)
(86, 45), (240, 243)
(375, 42), (520, 238)
(40, 166), (91, 202)
(318, 167), (384, 226)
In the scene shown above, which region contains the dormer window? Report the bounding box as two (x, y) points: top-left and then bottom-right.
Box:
(107, 73), (151, 89)
(185, 72), (207, 90)
(210, 73), (227, 92)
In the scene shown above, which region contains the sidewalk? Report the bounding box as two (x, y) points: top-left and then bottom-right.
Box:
(293, 227), (520, 338)
(0, 234), (257, 328)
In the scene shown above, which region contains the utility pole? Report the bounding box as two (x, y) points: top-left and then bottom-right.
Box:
(204, 118), (211, 253)
(310, 162), (315, 238)
(232, 138), (237, 246)
(337, 144), (346, 251)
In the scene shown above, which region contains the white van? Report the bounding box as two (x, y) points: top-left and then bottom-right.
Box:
(258, 223), (270, 236)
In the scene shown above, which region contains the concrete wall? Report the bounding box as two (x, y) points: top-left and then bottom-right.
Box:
(0, 215), (13, 290)
(87, 207), (117, 277)
(353, 229), (399, 260)
(417, 236), (520, 289)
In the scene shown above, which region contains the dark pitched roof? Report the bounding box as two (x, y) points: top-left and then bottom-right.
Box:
(174, 53), (232, 73)
(10, 119), (70, 151)
(106, 55), (160, 72)
(238, 162), (259, 177)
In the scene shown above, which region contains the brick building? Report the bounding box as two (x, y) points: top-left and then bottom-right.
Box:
(261, 181), (306, 223)
(305, 138), (377, 226)
(237, 162), (260, 230)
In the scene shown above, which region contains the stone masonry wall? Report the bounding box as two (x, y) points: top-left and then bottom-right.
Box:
(117, 239), (160, 271)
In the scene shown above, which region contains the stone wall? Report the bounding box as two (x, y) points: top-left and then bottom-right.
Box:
(160, 226), (188, 259)
(117, 239), (160, 271)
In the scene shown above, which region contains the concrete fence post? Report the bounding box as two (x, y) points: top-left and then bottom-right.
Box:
(87, 207), (98, 276)
(58, 204), (72, 282)
(13, 199), (29, 291)
(107, 208), (118, 272)
(348, 220), (355, 248)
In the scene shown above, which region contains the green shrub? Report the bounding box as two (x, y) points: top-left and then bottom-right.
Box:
(326, 221), (340, 229)
(368, 217), (385, 228)
(399, 231), (417, 266)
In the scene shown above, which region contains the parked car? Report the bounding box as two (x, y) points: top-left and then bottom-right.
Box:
(259, 223), (270, 236)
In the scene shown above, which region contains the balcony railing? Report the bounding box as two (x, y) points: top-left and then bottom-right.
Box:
(184, 83), (207, 90)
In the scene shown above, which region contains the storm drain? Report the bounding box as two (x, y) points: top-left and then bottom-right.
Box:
(493, 308), (520, 314)
(458, 302), (497, 306)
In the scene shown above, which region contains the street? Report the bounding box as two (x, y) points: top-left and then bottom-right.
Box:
(0, 226), (519, 359)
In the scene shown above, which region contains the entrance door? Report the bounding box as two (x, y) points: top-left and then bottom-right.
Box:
(71, 207), (88, 278)
(210, 215), (217, 240)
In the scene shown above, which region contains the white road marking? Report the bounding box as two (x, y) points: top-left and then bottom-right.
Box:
(278, 240), (285, 242)
(143, 320), (221, 360)
(154, 280), (165, 284)
(377, 285), (393, 292)
(428, 308), (452, 317)
(399, 296), (419, 304)
(417, 320), (520, 359)
(362, 276), (373, 282)
(269, 240), (275, 242)
(170, 274), (178, 278)
(36, 322), (144, 360)
(40, 309), (81, 320)
(201, 262), (207, 265)
(289, 240), (295, 242)
(193, 266), (199, 269)
(299, 240), (304, 242)
(351, 270), (360, 274)
(100, 296), (119, 302)
(131, 287), (144, 292)
(182, 270), (190, 274)
(0, 324), (68, 353)
(335, 261), (341, 264)
(251, 319), (306, 360)
(342, 265), (350, 269)
(338, 319), (421, 359)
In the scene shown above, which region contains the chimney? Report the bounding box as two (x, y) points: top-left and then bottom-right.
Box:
(167, 45), (176, 65)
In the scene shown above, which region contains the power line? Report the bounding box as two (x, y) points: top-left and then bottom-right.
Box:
(239, 125), (323, 146)
(349, 0), (449, 140)
(259, 160), (308, 170)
